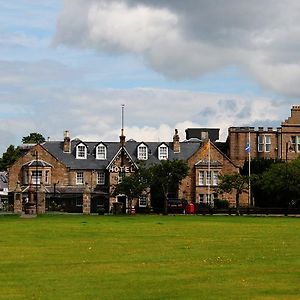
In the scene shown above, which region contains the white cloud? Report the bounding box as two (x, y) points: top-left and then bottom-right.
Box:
(55, 0), (300, 97)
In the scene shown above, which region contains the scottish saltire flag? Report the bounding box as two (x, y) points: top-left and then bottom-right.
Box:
(245, 143), (250, 153)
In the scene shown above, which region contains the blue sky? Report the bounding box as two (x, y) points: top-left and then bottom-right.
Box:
(1, 0), (299, 155)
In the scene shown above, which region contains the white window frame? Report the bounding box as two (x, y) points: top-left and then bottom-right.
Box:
(158, 144), (168, 160)
(137, 144), (148, 160)
(199, 171), (205, 186)
(96, 144), (107, 160)
(76, 172), (84, 185)
(97, 171), (105, 185)
(31, 170), (42, 184)
(139, 196), (147, 207)
(76, 143), (87, 159)
(257, 135), (271, 152)
(258, 135), (264, 152)
(265, 135), (271, 152)
(296, 136), (300, 152)
(212, 171), (219, 186)
(206, 171), (211, 186)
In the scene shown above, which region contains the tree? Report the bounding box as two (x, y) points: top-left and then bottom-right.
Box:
(22, 133), (45, 144)
(258, 158), (300, 208)
(113, 163), (151, 211)
(0, 145), (22, 171)
(216, 174), (249, 215)
(150, 159), (189, 214)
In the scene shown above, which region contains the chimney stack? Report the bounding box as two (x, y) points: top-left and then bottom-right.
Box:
(173, 129), (180, 153)
(63, 130), (71, 153)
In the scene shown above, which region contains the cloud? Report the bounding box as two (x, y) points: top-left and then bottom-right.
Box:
(55, 0), (300, 97)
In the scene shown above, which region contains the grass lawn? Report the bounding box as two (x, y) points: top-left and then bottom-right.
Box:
(0, 214), (299, 300)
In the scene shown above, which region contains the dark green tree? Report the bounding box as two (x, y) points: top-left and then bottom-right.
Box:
(258, 158), (300, 207)
(113, 163), (151, 211)
(216, 174), (249, 215)
(150, 159), (189, 214)
(22, 133), (45, 144)
(0, 145), (22, 171)
(241, 158), (282, 207)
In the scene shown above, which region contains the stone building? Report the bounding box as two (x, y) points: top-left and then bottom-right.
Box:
(8, 128), (244, 214)
(227, 105), (300, 167)
(8, 106), (300, 214)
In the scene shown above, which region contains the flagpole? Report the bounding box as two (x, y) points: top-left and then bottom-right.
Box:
(248, 131), (251, 207)
(208, 139), (210, 205)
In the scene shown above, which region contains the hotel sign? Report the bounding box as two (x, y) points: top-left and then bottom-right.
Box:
(109, 165), (135, 173)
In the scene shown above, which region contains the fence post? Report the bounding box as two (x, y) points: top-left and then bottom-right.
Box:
(37, 182), (46, 214)
(83, 183), (91, 215)
(13, 181), (22, 214)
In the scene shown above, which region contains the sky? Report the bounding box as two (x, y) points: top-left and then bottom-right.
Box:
(1, 0), (300, 155)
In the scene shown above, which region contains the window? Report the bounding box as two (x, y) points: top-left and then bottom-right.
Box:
(23, 170), (29, 184)
(258, 136), (264, 152)
(296, 136), (300, 152)
(198, 170), (219, 186)
(97, 172), (105, 185)
(291, 136), (296, 151)
(258, 135), (271, 152)
(139, 196), (147, 207)
(118, 172), (125, 184)
(45, 170), (50, 184)
(199, 171), (205, 185)
(212, 171), (219, 186)
(199, 194), (204, 203)
(206, 171), (211, 186)
(158, 144), (168, 160)
(76, 172), (84, 185)
(137, 144), (148, 160)
(31, 170), (42, 184)
(265, 136), (271, 152)
(76, 144), (87, 159)
(96, 144), (106, 160)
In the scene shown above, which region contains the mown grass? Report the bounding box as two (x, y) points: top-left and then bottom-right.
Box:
(0, 214), (299, 299)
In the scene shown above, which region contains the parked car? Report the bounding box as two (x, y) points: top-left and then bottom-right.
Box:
(167, 199), (187, 214)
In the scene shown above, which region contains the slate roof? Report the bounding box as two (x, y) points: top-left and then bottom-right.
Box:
(42, 139), (202, 170)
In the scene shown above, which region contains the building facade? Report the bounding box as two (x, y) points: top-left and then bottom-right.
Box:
(8, 129), (244, 214)
(227, 105), (300, 167)
(8, 106), (300, 214)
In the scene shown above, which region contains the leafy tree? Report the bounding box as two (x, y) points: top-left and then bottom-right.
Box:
(241, 158), (282, 207)
(258, 158), (300, 207)
(0, 145), (22, 171)
(113, 163), (151, 210)
(22, 133), (45, 144)
(150, 159), (189, 214)
(216, 174), (249, 215)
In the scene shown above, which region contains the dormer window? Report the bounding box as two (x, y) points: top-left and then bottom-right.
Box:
(158, 144), (168, 160)
(76, 143), (87, 159)
(96, 143), (107, 160)
(137, 143), (148, 160)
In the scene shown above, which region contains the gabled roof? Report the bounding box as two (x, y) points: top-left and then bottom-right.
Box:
(22, 160), (53, 168)
(106, 146), (138, 170)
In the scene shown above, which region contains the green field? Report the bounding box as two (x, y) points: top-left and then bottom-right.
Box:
(0, 215), (299, 300)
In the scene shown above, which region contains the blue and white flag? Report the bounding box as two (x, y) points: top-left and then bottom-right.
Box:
(245, 143), (250, 154)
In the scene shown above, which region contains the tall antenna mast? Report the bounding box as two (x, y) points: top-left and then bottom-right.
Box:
(120, 104), (126, 146)
(121, 104), (124, 136)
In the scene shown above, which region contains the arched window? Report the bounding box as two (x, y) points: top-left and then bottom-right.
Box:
(137, 143), (148, 160)
(76, 143), (87, 159)
(158, 144), (168, 160)
(96, 143), (107, 160)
